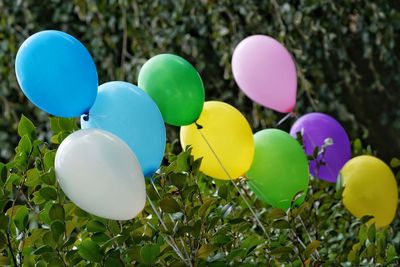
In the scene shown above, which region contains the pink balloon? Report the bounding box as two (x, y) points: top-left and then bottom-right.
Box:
(232, 35), (297, 113)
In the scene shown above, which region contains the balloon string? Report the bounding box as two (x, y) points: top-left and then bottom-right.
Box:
(275, 111), (297, 127)
(150, 179), (192, 262)
(146, 194), (192, 266)
(196, 128), (270, 239)
(297, 216), (320, 260)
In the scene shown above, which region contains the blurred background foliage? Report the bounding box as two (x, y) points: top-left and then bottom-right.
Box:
(1, 0), (400, 161)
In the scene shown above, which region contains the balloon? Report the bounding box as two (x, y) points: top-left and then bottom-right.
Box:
(231, 35), (297, 113)
(15, 30), (98, 117)
(55, 129), (146, 220)
(180, 101), (254, 180)
(138, 54), (205, 126)
(290, 112), (351, 183)
(341, 155), (398, 227)
(81, 81), (165, 177)
(247, 129), (309, 210)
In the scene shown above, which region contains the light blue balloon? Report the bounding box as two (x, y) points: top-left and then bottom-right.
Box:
(81, 81), (166, 177)
(15, 30), (98, 117)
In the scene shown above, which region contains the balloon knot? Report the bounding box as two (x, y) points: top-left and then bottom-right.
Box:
(82, 113), (89, 121)
(195, 122), (203, 130)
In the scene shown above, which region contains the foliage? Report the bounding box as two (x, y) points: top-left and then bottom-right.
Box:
(1, 0), (400, 161)
(0, 115), (399, 266)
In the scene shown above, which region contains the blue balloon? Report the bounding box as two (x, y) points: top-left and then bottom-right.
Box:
(15, 30), (98, 117)
(81, 81), (166, 177)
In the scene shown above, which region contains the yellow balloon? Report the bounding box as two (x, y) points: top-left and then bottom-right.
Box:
(180, 101), (254, 180)
(341, 155), (398, 227)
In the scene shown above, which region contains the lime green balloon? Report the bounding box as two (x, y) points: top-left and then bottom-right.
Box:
(138, 54), (205, 126)
(246, 129), (309, 210)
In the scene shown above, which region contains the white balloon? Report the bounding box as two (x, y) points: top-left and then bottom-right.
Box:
(55, 129), (146, 220)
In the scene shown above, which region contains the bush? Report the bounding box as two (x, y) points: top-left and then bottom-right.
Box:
(0, 116), (399, 266)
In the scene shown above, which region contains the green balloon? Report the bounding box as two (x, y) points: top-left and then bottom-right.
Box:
(138, 54), (205, 126)
(246, 129), (309, 210)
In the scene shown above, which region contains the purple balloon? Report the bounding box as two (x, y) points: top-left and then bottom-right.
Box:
(289, 113), (351, 183)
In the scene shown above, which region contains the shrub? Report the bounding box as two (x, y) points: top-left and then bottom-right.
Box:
(0, 115), (399, 266)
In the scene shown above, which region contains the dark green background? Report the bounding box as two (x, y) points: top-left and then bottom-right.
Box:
(1, 0), (399, 161)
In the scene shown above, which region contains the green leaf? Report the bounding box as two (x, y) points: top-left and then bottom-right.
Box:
(353, 138), (362, 153)
(146, 183), (159, 201)
(87, 220), (107, 233)
(50, 220), (65, 241)
(196, 244), (215, 260)
(0, 255), (10, 265)
(366, 243), (376, 257)
(358, 225), (368, 243)
(35, 260), (48, 267)
(240, 236), (263, 254)
(25, 168), (41, 187)
(40, 168), (56, 185)
(304, 240), (320, 258)
(49, 203), (65, 221)
(104, 250), (124, 267)
(39, 202), (55, 225)
(0, 214), (8, 230)
(191, 158), (202, 176)
(368, 223), (376, 243)
(169, 173), (186, 189)
(33, 245), (53, 255)
(77, 238), (102, 262)
(63, 235), (77, 248)
(32, 191), (46, 205)
(0, 162), (6, 183)
(159, 197), (180, 213)
(390, 157), (400, 168)
(213, 233), (231, 245)
(140, 244), (160, 265)
(270, 246), (293, 255)
(39, 187), (58, 200)
(58, 118), (76, 132)
(226, 248), (246, 261)
(91, 233), (109, 244)
(267, 208), (287, 220)
(50, 117), (62, 134)
(6, 173), (21, 186)
(272, 219), (291, 229)
(14, 205), (29, 231)
(176, 151), (190, 172)
(108, 220), (120, 235)
(18, 115), (35, 138)
(360, 215), (374, 224)
(0, 231), (7, 250)
(43, 151), (56, 170)
(387, 245), (397, 261)
(199, 198), (215, 218)
(18, 135), (32, 154)
(218, 183), (229, 199)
